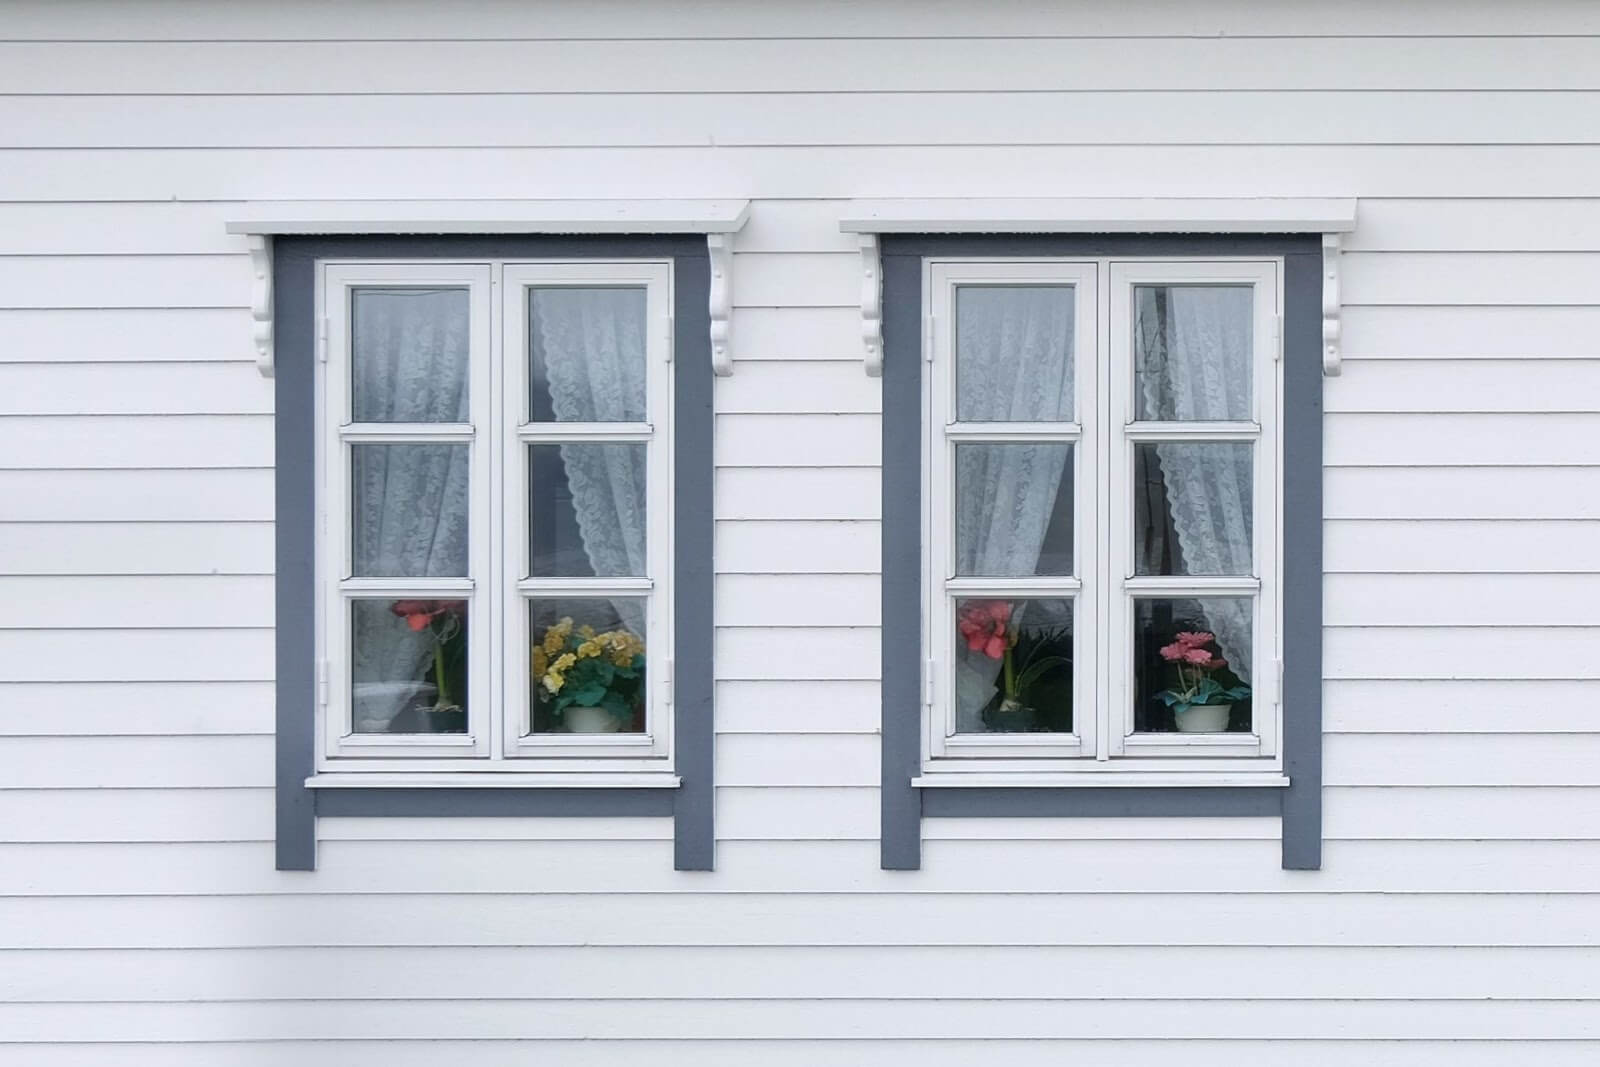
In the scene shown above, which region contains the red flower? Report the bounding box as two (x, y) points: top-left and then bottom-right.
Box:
(1161, 631), (1226, 670)
(390, 599), (467, 632)
(958, 600), (1013, 660)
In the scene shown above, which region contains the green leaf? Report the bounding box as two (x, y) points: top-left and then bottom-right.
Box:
(600, 691), (631, 721)
(568, 683), (607, 707)
(1014, 655), (1071, 693)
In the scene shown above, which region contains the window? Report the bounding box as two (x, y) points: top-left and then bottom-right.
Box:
(318, 259), (675, 774)
(924, 257), (1281, 775)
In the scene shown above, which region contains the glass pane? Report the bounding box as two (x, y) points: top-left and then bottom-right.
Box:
(351, 287), (469, 423)
(529, 287), (647, 423)
(1134, 443), (1253, 576)
(1134, 285), (1252, 422)
(529, 444), (647, 578)
(352, 444), (469, 577)
(1134, 598), (1253, 734)
(352, 598), (469, 735)
(530, 598), (648, 735)
(955, 285), (1074, 422)
(955, 443), (1074, 576)
(952, 597), (1074, 735)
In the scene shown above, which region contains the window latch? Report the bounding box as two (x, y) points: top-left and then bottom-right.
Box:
(317, 317), (329, 363)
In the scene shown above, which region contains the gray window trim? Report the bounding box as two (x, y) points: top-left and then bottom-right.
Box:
(274, 235), (714, 873)
(880, 234), (1323, 872)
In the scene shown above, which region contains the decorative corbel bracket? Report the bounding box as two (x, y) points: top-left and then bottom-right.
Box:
(248, 235), (275, 378)
(1321, 233), (1341, 377)
(859, 233), (883, 376)
(706, 233), (734, 377)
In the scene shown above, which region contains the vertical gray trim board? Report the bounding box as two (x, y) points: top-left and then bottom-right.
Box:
(1280, 248), (1325, 870)
(879, 234), (1324, 872)
(274, 241), (318, 872)
(271, 236), (714, 872)
(880, 246), (926, 871)
(671, 251), (716, 872)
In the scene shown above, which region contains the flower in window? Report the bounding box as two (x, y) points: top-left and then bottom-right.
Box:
(958, 599), (1013, 660)
(1156, 631), (1248, 717)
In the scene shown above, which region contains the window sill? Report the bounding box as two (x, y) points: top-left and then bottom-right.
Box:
(912, 772), (1290, 789)
(305, 772), (682, 790)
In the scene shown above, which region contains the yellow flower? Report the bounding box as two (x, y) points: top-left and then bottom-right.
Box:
(541, 617), (574, 655)
(532, 646), (548, 679)
(593, 628), (642, 666)
(542, 670), (565, 694)
(577, 639), (603, 659)
(552, 652), (576, 671)
(578, 624), (596, 640)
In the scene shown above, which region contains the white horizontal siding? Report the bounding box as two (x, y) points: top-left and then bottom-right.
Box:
(5, 892), (1600, 949)
(0, 523), (272, 576)
(10, 37), (1600, 93)
(8, 0), (1600, 39)
(3, 1043), (1600, 1067)
(23, 93), (1600, 150)
(10, 839), (1600, 896)
(5, 999), (1600, 1044)
(3, 1), (1599, 1061)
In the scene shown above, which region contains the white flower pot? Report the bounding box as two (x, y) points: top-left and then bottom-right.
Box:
(563, 705), (623, 734)
(1176, 703), (1232, 733)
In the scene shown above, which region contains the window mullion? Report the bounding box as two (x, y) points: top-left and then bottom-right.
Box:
(1095, 257), (1115, 761)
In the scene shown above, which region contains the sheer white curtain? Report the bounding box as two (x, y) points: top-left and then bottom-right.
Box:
(533, 288), (649, 635)
(1136, 286), (1254, 679)
(952, 287), (1074, 729)
(350, 289), (471, 726)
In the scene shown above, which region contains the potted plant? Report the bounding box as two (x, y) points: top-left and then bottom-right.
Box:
(386, 599), (467, 733)
(534, 617), (646, 733)
(1155, 630), (1250, 733)
(959, 600), (1072, 732)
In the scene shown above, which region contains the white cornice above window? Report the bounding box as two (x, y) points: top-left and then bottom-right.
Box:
(227, 199), (751, 378)
(840, 197), (1357, 376)
(225, 198), (751, 236)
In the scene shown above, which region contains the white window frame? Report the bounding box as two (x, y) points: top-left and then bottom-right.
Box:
(926, 261), (1099, 764)
(501, 262), (675, 770)
(315, 259), (674, 775)
(922, 257), (1283, 778)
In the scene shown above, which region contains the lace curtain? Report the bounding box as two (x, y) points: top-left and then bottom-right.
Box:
(532, 288), (649, 636)
(1136, 286), (1254, 679)
(952, 287), (1075, 730)
(350, 289), (471, 726)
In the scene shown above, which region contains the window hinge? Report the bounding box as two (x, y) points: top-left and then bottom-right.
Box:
(317, 317), (329, 362)
(317, 659), (330, 708)
(923, 659), (936, 706)
(664, 313), (675, 359)
(1271, 313), (1282, 360)
(663, 658), (675, 706)
(923, 314), (935, 361)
